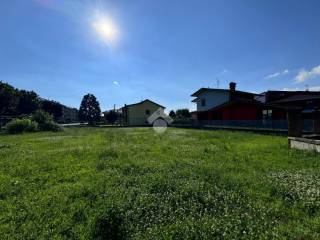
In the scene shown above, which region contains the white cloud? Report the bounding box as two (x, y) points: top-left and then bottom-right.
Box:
(266, 72), (280, 79)
(282, 87), (300, 91)
(309, 85), (320, 91)
(265, 69), (289, 79)
(282, 85), (320, 91)
(295, 65), (320, 83)
(295, 70), (310, 83)
(113, 81), (119, 85)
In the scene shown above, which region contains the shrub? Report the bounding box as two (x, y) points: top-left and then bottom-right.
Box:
(31, 109), (53, 124)
(5, 118), (38, 134)
(38, 121), (63, 132)
(31, 109), (63, 132)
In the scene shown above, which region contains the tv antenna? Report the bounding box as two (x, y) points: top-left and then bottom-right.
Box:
(216, 78), (220, 89)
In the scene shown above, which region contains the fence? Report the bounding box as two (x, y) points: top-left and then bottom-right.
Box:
(172, 119), (315, 133)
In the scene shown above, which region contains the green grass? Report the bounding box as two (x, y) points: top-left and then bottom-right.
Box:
(0, 127), (320, 239)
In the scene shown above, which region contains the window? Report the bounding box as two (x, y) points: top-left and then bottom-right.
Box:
(263, 109), (272, 119)
(145, 109), (150, 115)
(201, 98), (206, 107)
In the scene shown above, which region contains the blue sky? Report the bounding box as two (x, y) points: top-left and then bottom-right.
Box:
(1, 0), (320, 111)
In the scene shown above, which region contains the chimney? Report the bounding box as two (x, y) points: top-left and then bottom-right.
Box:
(229, 82), (236, 101)
(229, 82), (236, 92)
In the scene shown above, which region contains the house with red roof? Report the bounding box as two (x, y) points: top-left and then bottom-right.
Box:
(191, 82), (320, 123)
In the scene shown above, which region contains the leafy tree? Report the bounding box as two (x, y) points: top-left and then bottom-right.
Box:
(17, 90), (39, 115)
(31, 109), (53, 125)
(31, 109), (62, 132)
(79, 94), (101, 124)
(41, 100), (63, 121)
(176, 109), (191, 119)
(169, 110), (176, 119)
(0, 81), (64, 120)
(0, 82), (40, 116)
(0, 81), (19, 115)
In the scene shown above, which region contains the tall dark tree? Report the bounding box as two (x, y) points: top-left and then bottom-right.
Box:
(0, 81), (19, 115)
(17, 90), (39, 115)
(41, 100), (63, 121)
(79, 94), (101, 124)
(169, 110), (176, 119)
(176, 109), (191, 119)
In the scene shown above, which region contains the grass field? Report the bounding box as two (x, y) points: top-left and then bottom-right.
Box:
(0, 127), (320, 239)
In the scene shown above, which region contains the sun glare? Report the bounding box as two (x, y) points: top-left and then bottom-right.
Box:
(92, 16), (119, 45)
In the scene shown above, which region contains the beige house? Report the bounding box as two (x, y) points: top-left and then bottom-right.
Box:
(122, 99), (165, 126)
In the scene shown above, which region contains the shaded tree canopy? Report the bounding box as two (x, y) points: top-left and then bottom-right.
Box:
(0, 81), (40, 115)
(31, 109), (53, 125)
(79, 94), (101, 124)
(17, 90), (39, 115)
(0, 81), (65, 121)
(169, 110), (176, 119)
(0, 81), (19, 115)
(176, 109), (191, 119)
(41, 100), (63, 121)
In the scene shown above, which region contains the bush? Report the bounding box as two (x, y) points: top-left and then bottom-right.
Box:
(31, 110), (63, 132)
(31, 110), (53, 124)
(38, 121), (63, 132)
(5, 118), (38, 134)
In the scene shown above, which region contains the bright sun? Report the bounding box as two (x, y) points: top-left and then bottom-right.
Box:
(92, 17), (118, 44)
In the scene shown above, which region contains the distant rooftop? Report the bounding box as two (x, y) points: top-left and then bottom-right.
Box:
(191, 87), (256, 97)
(270, 94), (320, 104)
(122, 99), (165, 109)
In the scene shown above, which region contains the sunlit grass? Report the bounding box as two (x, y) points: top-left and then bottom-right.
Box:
(0, 127), (319, 239)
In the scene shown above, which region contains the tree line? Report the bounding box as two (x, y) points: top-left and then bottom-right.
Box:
(0, 81), (104, 125)
(0, 81), (63, 121)
(169, 109), (191, 119)
(1, 81), (192, 125)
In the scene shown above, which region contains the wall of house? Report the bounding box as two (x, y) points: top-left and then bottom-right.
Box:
(271, 109), (287, 120)
(198, 105), (288, 121)
(127, 101), (164, 126)
(220, 104), (262, 120)
(195, 91), (229, 111)
(197, 103), (263, 121)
